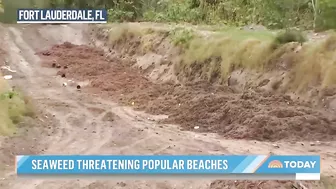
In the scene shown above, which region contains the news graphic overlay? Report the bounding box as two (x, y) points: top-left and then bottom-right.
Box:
(16, 155), (320, 180)
(17, 9), (107, 23)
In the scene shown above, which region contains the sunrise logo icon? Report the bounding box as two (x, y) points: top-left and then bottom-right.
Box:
(268, 160), (283, 168)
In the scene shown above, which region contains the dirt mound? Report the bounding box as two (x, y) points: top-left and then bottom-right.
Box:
(37, 42), (336, 142)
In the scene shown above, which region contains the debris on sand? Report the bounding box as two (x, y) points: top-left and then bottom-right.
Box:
(102, 112), (119, 122)
(272, 144), (280, 148)
(3, 75), (12, 80)
(66, 80), (76, 86)
(1, 66), (16, 73)
(57, 70), (65, 77)
(117, 182), (126, 187)
(42, 51), (51, 56)
(76, 85), (81, 90)
(62, 82), (67, 87)
(147, 117), (155, 121)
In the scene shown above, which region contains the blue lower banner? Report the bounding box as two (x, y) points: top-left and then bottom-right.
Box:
(16, 155), (320, 180)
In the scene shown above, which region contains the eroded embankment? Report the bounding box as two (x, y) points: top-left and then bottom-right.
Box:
(93, 24), (336, 108)
(35, 24), (336, 142)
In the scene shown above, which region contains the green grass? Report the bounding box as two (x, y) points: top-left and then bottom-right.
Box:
(0, 76), (35, 135)
(274, 30), (307, 45)
(169, 27), (196, 47)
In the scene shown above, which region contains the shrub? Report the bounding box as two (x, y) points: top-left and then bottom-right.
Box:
(274, 30), (307, 45)
(0, 80), (35, 135)
(169, 28), (196, 47)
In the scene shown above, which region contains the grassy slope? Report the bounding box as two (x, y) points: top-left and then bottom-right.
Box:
(0, 75), (15, 134)
(183, 29), (336, 91)
(105, 23), (336, 94)
(0, 74), (34, 135)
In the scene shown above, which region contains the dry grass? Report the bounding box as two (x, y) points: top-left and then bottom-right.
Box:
(290, 32), (336, 91)
(107, 24), (169, 54)
(176, 28), (336, 91)
(176, 31), (277, 82)
(108, 23), (143, 44)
